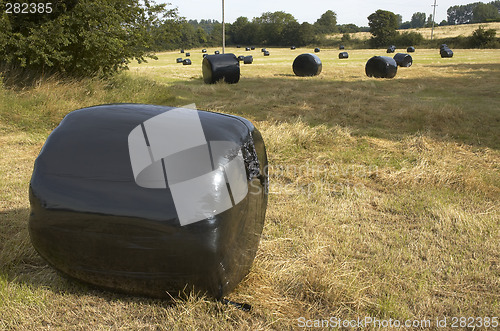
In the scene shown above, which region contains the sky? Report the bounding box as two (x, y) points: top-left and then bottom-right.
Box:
(162, 0), (486, 26)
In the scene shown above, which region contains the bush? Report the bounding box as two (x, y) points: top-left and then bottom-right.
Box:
(0, 0), (176, 78)
(394, 31), (424, 47)
(469, 26), (498, 48)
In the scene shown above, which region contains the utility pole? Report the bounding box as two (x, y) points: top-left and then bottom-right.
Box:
(222, 0), (225, 54)
(431, 0), (437, 40)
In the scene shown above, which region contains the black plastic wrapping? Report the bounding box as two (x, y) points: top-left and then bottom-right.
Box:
(202, 49), (207, 53)
(365, 56), (398, 78)
(407, 46), (415, 52)
(29, 104), (268, 299)
(245, 47), (250, 51)
(251, 47), (255, 50)
(186, 53), (190, 57)
(176, 58), (183, 63)
(387, 45), (396, 53)
(440, 48), (453, 58)
(293, 53), (322, 77)
(202, 54), (240, 84)
(339, 45), (345, 50)
(261, 48), (266, 52)
(180, 49), (184, 53)
(339, 52), (349, 59)
(291, 46), (296, 50)
(238, 55), (245, 62)
(263, 51), (270, 56)
(393, 53), (413, 67)
(314, 47), (320, 53)
(183, 59), (192, 65)
(243, 56), (253, 64)
(214, 51), (220, 54)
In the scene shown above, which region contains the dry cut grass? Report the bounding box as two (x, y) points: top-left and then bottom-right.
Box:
(1, 48), (499, 330)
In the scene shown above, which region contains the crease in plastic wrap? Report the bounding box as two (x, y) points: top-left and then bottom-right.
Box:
(29, 104), (268, 299)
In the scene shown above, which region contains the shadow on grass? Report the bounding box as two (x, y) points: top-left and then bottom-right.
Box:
(168, 62), (500, 150)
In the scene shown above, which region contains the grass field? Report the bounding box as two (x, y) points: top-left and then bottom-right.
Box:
(328, 21), (500, 41)
(1, 47), (499, 329)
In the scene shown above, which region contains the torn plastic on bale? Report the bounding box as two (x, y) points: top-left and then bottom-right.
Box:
(29, 104), (268, 299)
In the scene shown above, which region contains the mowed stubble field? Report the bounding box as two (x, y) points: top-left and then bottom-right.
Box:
(1, 47), (499, 329)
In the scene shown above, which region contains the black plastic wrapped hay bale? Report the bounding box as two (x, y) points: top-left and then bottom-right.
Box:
(245, 47), (250, 51)
(440, 44), (448, 50)
(407, 46), (415, 52)
(203, 54), (208, 58)
(339, 45), (345, 50)
(185, 53), (190, 57)
(251, 47), (255, 50)
(263, 51), (270, 56)
(176, 58), (183, 63)
(202, 49), (207, 53)
(214, 50), (220, 55)
(261, 48), (266, 52)
(365, 56), (398, 78)
(180, 49), (184, 53)
(182, 59), (192, 65)
(393, 53), (412, 67)
(440, 48), (453, 58)
(29, 104), (268, 299)
(339, 52), (349, 59)
(292, 53), (322, 77)
(243, 56), (253, 64)
(202, 53), (240, 84)
(236, 45), (241, 48)
(387, 45), (396, 53)
(238, 55), (245, 62)
(291, 46), (296, 50)
(314, 47), (320, 53)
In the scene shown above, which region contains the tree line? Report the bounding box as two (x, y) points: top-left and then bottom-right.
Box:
(1, 0), (498, 79)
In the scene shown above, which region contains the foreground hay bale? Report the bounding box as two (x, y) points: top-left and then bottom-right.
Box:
(202, 53), (240, 84)
(29, 104), (268, 299)
(292, 53), (322, 77)
(393, 53), (413, 67)
(338, 52), (349, 59)
(365, 56), (398, 78)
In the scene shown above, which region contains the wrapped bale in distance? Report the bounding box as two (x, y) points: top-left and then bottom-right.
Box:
(185, 53), (190, 57)
(176, 58), (183, 63)
(261, 48), (266, 52)
(393, 53), (413, 67)
(263, 51), (270, 56)
(29, 104), (268, 299)
(251, 47), (255, 50)
(202, 53), (240, 84)
(407, 46), (415, 52)
(387, 45), (396, 53)
(237, 45), (241, 48)
(214, 50), (220, 54)
(243, 56), (253, 64)
(292, 53), (322, 77)
(245, 47), (250, 51)
(365, 56), (398, 78)
(291, 46), (296, 50)
(180, 49), (184, 53)
(339, 45), (345, 50)
(339, 52), (349, 59)
(182, 59), (192, 65)
(203, 54), (208, 58)
(202, 49), (207, 53)
(440, 44), (448, 50)
(440, 48), (453, 58)
(238, 55), (245, 62)
(314, 47), (320, 53)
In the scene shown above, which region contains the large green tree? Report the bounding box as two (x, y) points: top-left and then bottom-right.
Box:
(368, 9), (399, 47)
(411, 12), (426, 28)
(473, 3), (500, 22)
(314, 10), (337, 34)
(0, 0), (177, 77)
